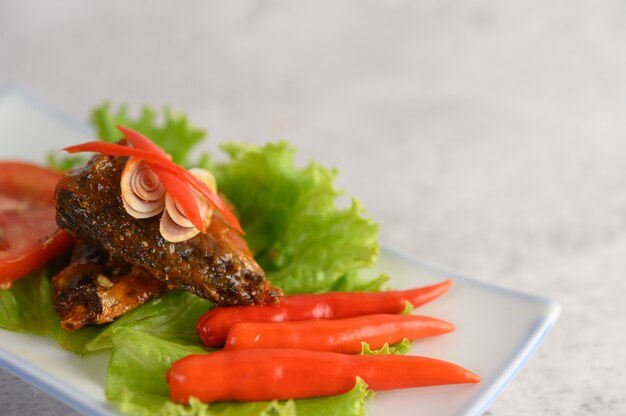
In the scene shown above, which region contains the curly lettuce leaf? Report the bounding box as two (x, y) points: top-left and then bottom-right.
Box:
(161, 398), (298, 416)
(161, 383), (371, 416)
(0, 268), (56, 335)
(360, 338), (412, 355)
(83, 291), (211, 352)
(107, 328), (371, 416)
(0, 284), (20, 332)
(48, 103), (207, 171)
(0, 269), (210, 354)
(401, 301), (414, 315)
(107, 327), (205, 415)
(0, 267), (105, 353)
(91, 102), (206, 167)
(213, 142), (380, 294)
(46, 151), (87, 172)
(329, 271), (389, 293)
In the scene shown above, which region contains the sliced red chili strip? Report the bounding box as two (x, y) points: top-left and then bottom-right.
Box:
(63, 142), (171, 164)
(152, 167), (204, 232)
(116, 125), (164, 155)
(63, 140), (243, 233)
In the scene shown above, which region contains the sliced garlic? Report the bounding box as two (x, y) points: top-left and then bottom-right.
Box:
(164, 193), (200, 228)
(97, 274), (114, 289)
(121, 158), (166, 219)
(159, 168), (217, 243)
(159, 209), (198, 243)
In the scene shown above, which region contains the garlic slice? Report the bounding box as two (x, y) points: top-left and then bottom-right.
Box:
(164, 194), (201, 228)
(159, 209), (198, 243)
(159, 168), (217, 243)
(121, 158), (166, 219)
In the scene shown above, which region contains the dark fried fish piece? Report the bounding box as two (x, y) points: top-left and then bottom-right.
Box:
(52, 241), (165, 331)
(55, 154), (281, 306)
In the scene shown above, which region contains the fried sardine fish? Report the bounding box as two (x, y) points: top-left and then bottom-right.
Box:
(53, 154), (280, 329)
(52, 241), (165, 331)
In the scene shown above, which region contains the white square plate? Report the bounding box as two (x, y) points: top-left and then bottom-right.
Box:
(0, 86), (560, 416)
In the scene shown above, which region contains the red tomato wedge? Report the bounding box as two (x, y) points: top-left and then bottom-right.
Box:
(0, 162), (73, 285)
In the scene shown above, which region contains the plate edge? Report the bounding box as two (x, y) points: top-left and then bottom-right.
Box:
(0, 332), (117, 416)
(462, 300), (560, 415)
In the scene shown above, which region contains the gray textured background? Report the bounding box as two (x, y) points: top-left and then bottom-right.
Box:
(2, 1), (626, 415)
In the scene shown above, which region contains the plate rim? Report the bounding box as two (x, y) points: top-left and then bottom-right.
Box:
(0, 340), (116, 416)
(379, 244), (561, 416)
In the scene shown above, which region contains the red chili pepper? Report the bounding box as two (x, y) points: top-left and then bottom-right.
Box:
(62, 138), (244, 233)
(224, 314), (454, 353)
(167, 349), (480, 404)
(197, 280), (452, 347)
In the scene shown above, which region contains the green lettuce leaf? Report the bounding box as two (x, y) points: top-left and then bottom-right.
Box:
(107, 328), (371, 416)
(51, 323), (105, 354)
(91, 102), (206, 167)
(0, 284), (20, 332)
(160, 398), (298, 416)
(0, 267), (105, 353)
(0, 270), (210, 355)
(46, 151), (87, 172)
(0, 268), (56, 335)
(84, 291), (211, 352)
(401, 301), (414, 315)
(107, 327), (205, 414)
(329, 271), (389, 293)
(292, 378), (371, 416)
(360, 338), (412, 355)
(212, 142), (380, 294)
(48, 103), (207, 171)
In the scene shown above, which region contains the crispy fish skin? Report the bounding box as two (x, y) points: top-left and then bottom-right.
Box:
(55, 154), (281, 306)
(52, 241), (165, 331)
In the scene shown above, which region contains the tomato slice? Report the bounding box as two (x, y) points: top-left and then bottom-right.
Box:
(0, 162), (73, 285)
